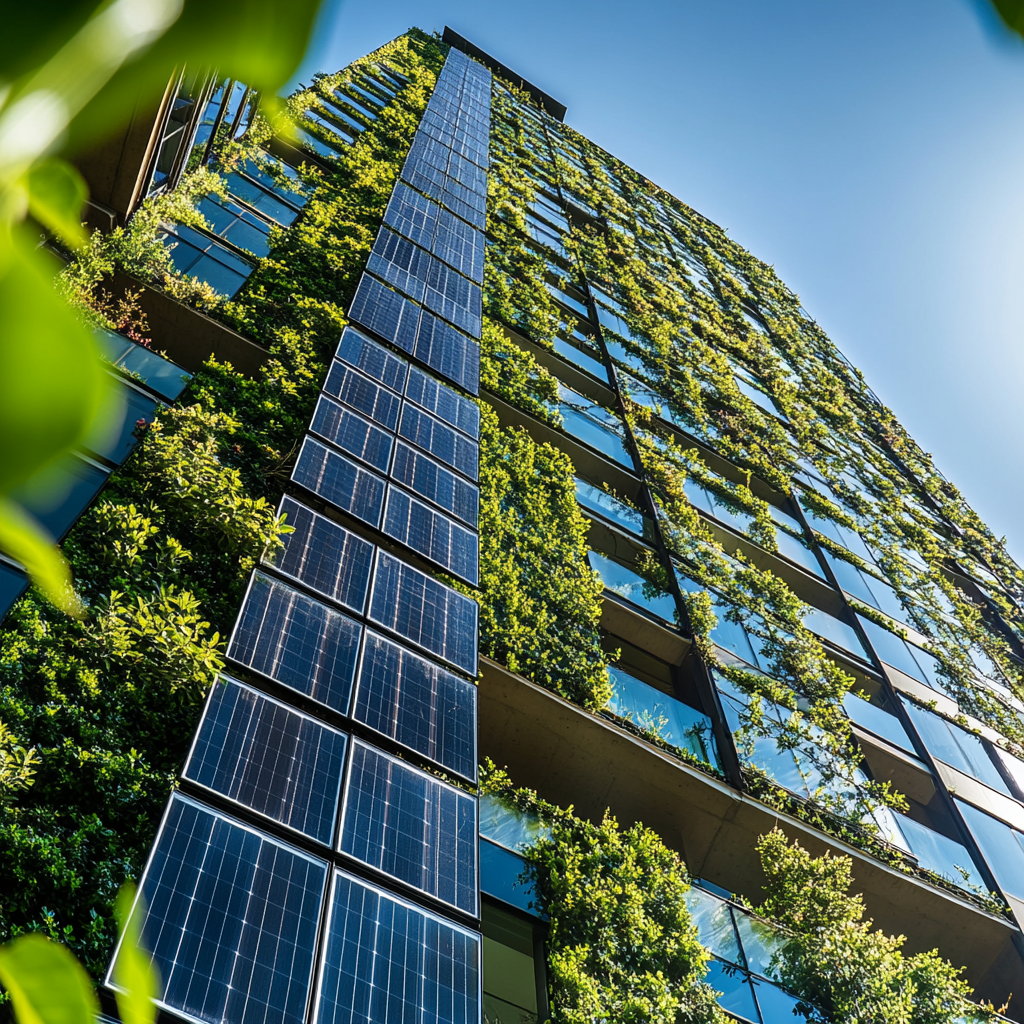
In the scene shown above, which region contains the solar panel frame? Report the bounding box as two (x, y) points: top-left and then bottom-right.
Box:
(338, 739), (479, 915)
(182, 675), (348, 845)
(322, 359), (402, 430)
(334, 326), (408, 393)
(313, 867), (481, 1024)
(399, 404), (479, 481)
(390, 441), (479, 527)
(352, 628), (478, 780)
(264, 496), (373, 613)
(405, 365), (480, 439)
(227, 571), (362, 713)
(108, 793), (328, 1024)
(368, 551), (478, 676)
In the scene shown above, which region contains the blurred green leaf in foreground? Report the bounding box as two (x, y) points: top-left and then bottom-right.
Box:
(0, 0), (323, 614)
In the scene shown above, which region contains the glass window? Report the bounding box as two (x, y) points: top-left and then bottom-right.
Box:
(857, 615), (946, 692)
(83, 381), (158, 465)
(895, 813), (985, 890)
(479, 793), (550, 854)
(802, 606), (868, 659)
(554, 336), (608, 381)
(706, 960), (759, 1023)
(197, 195), (273, 257)
(842, 691), (916, 753)
(685, 887), (741, 963)
(575, 478), (648, 537)
(483, 903), (540, 1024)
(0, 561), (27, 625)
(589, 551), (677, 624)
(558, 387), (634, 468)
(159, 222), (253, 298)
(902, 699), (1010, 795)
(240, 156), (307, 208)
(10, 455), (108, 541)
(958, 799), (1024, 900)
(96, 329), (190, 400)
(774, 528), (826, 578)
(606, 667), (719, 767)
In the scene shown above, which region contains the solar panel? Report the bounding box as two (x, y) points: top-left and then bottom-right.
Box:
(405, 366), (480, 438)
(399, 405), (479, 481)
(384, 181), (440, 249)
(434, 209), (485, 283)
(347, 274), (420, 355)
(353, 629), (477, 779)
(183, 676), (347, 844)
(309, 395), (393, 473)
(413, 310), (481, 391)
(347, 275), (481, 394)
(335, 326), (408, 393)
(322, 360), (402, 430)
(402, 166), (486, 230)
(368, 551), (478, 675)
(291, 435), (386, 527)
(228, 571), (362, 712)
(383, 487), (479, 586)
(422, 257), (482, 336)
(314, 869), (480, 1024)
(390, 442), (479, 527)
(114, 793), (326, 1024)
(367, 227), (430, 303)
(264, 496), (373, 613)
(340, 740), (478, 914)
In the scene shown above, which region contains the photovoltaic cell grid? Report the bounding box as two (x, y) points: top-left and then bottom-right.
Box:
(315, 870), (480, 1024)
(184, 676), (347, 845)
(228, 571), (361, 712)
(367, 227), (482, 337)
(353, 629), (477, 779)
(291, 436), (386, 526)
(114, 794), (326, 1024)
(336, 325), (408, 393)
(399, 404), (479, 481)
(340, 740), (478, 914)
(310, 394), (393, 472)
(392, 442), (479, 527)
(348, 274), (480, 393)
(369, 551), (478, 675)
(384, 486), (479, 585)
(264, 496), (373, 613)
(322, 359), (402, 429)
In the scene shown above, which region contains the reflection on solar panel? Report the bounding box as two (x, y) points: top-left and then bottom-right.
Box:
(335, 326), (407, 393)
(368, 552), (478, 675)
(322, 360), (402, 430)
(340, 740), (478, 913)
(405, 366), (480, 438)
(383, 487), (479, 585)
(348, 275), (480, 393)
(228, 571), (361, 711)
(291, 436), (386, 526)
(315, 869), (480, 1024)
(265, 496), (373, 613)
(384, 181), (439, 249)
(310, 394), (393, 473)
(399, 405), (478, 480)
(353, 629), (477, 779)
(391, 443), (479, 527)
(114, 794), (326, 1024)
(184, 676), (347, 844)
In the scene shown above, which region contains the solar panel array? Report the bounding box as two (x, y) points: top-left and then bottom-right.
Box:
(119, 48), (487, 1024)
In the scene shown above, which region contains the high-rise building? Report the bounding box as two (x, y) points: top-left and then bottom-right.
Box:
(7, 24), (1024, 1024)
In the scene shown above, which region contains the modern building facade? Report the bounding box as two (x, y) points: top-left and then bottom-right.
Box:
(7, 23), (1024, 1024)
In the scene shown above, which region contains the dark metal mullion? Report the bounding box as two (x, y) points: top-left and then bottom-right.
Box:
(789, 497), (1011, 906)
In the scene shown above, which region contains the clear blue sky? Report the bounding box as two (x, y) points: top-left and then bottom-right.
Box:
(294, 0), (1024, 562)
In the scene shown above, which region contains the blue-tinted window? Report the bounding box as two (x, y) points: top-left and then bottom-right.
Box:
(160, 222), (253, 298)
(291, 436), (386, 527)
(0, 561), (27, 625)
(575, 478), (648, 538)
(858, 615), (947, 692)
(224, 172), (300, 226)
(842, 691), (916, 752)
(322, 360), (402, 430)
(903, 699), (1010, 794)
(119, 794), (326, 1024)
(802, 606), (867, 659)
(589, 551), (678, 624)
(239, 156), (307, 208)
(606, 667), (719, 767)
(480, 839), (539, 916)
(383, 487), (479, 585)
(315, 869), (480, 1024)
(958, 799), (1024, 900)
(197, 196), (273, 257)
(685, 887), (742, 964)
(11, 455), (108, 541)
(353, 630), (477, 779)
(368, 551), (478, 675)
(184, 677), (347, 844)
(84, 382), (157, 465)
(228, 572), (361, 712)
(895, 813), (985, 891)
(341, 741), (478, 913)
(559, 402), (633, 468)
(96, 329), (191, 400)
(391, 442), (479, 527)
(706, 960), (759, 1023)
(264, 496), (373, 613)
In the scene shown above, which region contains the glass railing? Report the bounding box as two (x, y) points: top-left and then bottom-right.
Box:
(589, 551), (678, 624)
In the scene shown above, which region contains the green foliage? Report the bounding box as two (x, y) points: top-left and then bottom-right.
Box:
(0, 933), (98, 1024)
(112, 885), (158, 1024)
(482, 764), (724, 1024)
(476, 407), (610, 709)
(753, 829), (976, 1024)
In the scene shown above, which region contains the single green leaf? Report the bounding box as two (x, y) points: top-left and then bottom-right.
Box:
(0, 226), (115, 494)
(990, 0), (1024, 34)
(0, 496), (83, 616)
(26, 159), (88, 248)
(113, 884), (159, 1024)
(0, 933), (98, 1024)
